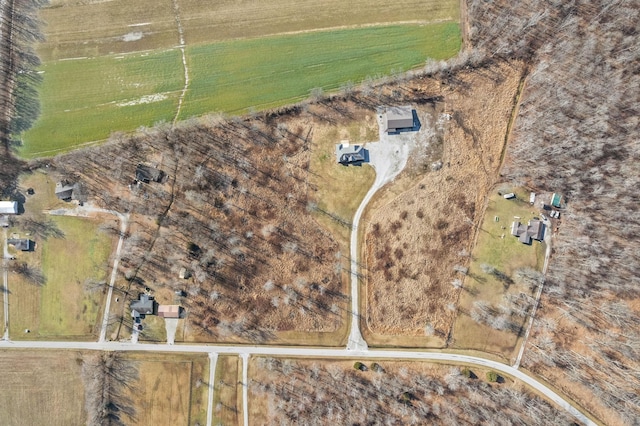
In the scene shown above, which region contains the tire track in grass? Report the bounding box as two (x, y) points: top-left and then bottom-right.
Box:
(171, 0), (189, 126)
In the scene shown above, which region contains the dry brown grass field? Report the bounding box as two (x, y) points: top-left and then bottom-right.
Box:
(0, 350), (86, 425)
(362, 60), (525, 347)
(122, 352), (209, 426)
(39, 0), (459, 60)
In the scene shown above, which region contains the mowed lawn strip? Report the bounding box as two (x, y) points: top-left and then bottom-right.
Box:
(180, 23), (461, 118)
(453, 189), (546, 357)
(19, 50), (183, 158)
(38, 216), (114, 338)
(0, 350), (86, 425)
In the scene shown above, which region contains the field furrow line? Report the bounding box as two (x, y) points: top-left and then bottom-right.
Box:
(172, 0), (189, 126)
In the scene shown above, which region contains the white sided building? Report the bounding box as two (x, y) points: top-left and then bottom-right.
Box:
(0, 201), (18, 215)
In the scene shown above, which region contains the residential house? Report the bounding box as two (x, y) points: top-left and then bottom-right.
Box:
(335, 143), (367, 166)
(511, 219), (545, 245)
(131, 294), (155, 318)
(135, 164), (164, 184)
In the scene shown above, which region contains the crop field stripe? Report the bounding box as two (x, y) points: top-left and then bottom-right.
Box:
(180, 23), (461, 118)
(20, 22), (460, 158)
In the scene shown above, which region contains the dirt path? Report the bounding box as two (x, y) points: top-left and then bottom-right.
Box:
(171, 0), (189, 126)
(513, 217), (552, 368)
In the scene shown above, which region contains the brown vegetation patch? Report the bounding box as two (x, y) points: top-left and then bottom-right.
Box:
(363, 60), (524, 343)
(53, 101), (390, 344)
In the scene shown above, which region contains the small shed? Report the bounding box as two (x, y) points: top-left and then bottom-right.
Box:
(0, 201), (18, 215)
(157, 305), (181, 319)
(179, 268), (190, 279)
(529, 192), (536, 205)
(551, 193), (562, 208)
(383, 106), (414, 133)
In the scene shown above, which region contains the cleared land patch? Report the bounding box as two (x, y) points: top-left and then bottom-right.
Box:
(451, 187), (546, 360)
(0, 350), (86, 425)
(123, 353), (209, 426)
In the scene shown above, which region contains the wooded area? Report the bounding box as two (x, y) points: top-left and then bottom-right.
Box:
(250, 358), (574, 425)
(468, 0), (639, 424)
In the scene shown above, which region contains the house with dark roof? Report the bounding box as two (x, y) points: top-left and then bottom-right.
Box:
(55, 182), (77, 201)
(7, 238), (34, 251)
(511, 219), (545, 245)
(135, 164), (164, 184)
(382, 106), (415, 133)
(131, 294), (155, 318)
(0, 201), (18, 215)
(335, 143), (367, 166)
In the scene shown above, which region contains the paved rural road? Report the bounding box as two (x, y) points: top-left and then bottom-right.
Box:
(0, 339), (595, 425)
(346, 115), (416, 351)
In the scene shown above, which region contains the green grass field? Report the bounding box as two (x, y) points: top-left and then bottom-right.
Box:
(40, 216), (113, 337)
(10, 215), (114, 339)
(20, 22), (460, 158)
(452, 188), (546, 358)
(180, 23), (461, 117)
(20, 50), (183, 157)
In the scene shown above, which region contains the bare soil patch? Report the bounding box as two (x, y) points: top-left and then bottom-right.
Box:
(362, 60), (525, 345)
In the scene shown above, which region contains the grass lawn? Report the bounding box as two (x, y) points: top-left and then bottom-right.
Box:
(309, 115), (377, 247)
(180, 23), (461, 118)
(41, 216), (113, 337)
(452, 187), (546, 359)
(20, 22), (460, 158)
(0, 350), (86, 425)
(124, 352), (209, 426)
(213, 355), (241, 425)
(19, 50), (184, 158)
